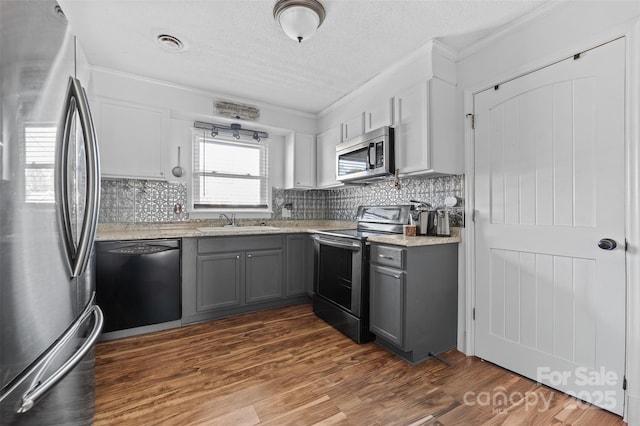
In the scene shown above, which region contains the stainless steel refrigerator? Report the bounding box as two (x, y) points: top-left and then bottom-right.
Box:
(0, 1), (103, 424)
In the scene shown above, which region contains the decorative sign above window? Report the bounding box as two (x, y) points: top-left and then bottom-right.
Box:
(215, 100), (260, 121)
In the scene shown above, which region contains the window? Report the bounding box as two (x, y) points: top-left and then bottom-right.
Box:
(192, 129), (269, 209)
(24, 124), (56, 203)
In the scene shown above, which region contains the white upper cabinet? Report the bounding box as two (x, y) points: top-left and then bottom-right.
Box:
(366, 97), (395, 132)
(316, 124), (343, 188)
(94, 97), (168, 179)
(316, 41), (461, 181)
(341, 98), (394, 142)
(341, 113), (364, 142)
(394, 78), (457, 176)
(285, 133), (316, 189)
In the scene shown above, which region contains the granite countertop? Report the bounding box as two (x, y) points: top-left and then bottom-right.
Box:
(96, 220), (462, 247)
(96, 220), (355, 241)
(367, 227), (461, 247)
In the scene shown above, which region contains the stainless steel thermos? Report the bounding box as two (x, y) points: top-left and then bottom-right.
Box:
(436, 210), (451, 237)
(411, 199), (452, 236)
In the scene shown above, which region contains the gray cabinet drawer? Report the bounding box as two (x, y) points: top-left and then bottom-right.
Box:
(198, 235), (283, 253)
(370, 245), (405, 269)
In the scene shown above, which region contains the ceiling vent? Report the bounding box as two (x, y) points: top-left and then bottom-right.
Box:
(156, 34), (184, 52)
(215, 101), (260, 121)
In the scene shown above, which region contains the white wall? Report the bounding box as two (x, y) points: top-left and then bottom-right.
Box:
(89, 67), (315, 218)
(456, 1), (640, 422)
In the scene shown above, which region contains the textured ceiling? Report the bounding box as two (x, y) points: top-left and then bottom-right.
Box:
(58, 0), (548, 114)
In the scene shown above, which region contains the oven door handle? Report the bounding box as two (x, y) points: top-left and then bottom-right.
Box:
(313, 236), (362, 251)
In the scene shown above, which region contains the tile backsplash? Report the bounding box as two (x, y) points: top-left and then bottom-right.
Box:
(99, 179), (187, 223)
(100, 174), (463, 224)
(272, 174), (464, 224)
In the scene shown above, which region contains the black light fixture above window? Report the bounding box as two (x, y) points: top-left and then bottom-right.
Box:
(194, 121), (268, 142)
(273, 0), (326, 43)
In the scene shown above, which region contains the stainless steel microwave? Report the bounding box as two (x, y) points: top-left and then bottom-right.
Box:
(336, 126), (395, 183)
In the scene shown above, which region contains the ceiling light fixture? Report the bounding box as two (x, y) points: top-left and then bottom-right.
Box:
(194, 121), (269, 142)
(273, 0), (326, 44)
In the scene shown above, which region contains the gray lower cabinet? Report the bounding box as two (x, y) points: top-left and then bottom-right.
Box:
(369, 243), (458, 365)
(182, 234), (309, 324)
(285, 234), (314, 297)
(246, 249), (283, 303)
(370, 264), (405, 347)
(197, 252), (243, 311)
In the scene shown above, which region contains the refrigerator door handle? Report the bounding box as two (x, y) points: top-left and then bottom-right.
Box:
(56, 76), (100, 278)
(17, 301), (104, 414)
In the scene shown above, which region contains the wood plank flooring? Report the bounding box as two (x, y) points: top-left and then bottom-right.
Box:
(94, 303), (624, 425)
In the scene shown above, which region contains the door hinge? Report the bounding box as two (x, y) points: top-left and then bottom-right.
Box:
(623, 376), (627, 390)
(472, 308), (476, 321)
(625, 239), (629, 252)
(472, 210), (478, 222)
(574, 53), (581, 60)
(466, 113), (475, 130)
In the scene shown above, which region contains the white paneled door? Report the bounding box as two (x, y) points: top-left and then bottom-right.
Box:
(474, 38), (626, 415)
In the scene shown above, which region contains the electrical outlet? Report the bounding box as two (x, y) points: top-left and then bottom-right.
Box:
(282, 203), (292, 218)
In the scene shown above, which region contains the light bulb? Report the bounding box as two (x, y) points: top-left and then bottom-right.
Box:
(278, 5), (320, 43)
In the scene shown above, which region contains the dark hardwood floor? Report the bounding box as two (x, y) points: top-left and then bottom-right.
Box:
(94, 303), (624, 425)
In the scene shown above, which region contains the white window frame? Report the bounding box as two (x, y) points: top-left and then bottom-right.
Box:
(192, 128), (270, 212)
(24, 123), (57, 204)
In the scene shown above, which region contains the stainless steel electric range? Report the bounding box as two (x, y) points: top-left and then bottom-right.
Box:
(312, 205), (412, 343)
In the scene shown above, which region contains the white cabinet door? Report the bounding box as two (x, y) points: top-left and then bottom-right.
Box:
(366, 97), (394, 131)
(285, 133), (316, 189)
(316, 125), (342, 188)
(475, 39), (626, 415)
(94, 98), (167, 179)
(341, 113), (364, 142)
(394, 79), (458, 176)
(394, 81), (430, 175)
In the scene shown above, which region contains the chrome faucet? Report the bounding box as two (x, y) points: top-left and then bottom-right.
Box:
(219, 213), (236, 226)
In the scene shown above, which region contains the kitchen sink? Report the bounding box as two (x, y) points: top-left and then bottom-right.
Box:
(196, 226), (280, 232)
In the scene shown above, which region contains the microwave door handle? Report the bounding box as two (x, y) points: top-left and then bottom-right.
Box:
(368, 142), (376, 169)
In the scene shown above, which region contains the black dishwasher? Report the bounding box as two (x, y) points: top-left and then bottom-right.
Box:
(96, 239), (181, 333)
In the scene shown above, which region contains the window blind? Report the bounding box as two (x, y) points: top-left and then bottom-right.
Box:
(24, 124), (56, 203)
(192, 128), (269, 209)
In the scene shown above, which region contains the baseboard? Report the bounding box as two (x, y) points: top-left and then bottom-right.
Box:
(626, 392), (640, 424)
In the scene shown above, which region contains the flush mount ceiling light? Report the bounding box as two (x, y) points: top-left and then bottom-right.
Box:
(156, 34), (184, 51)
(273, 0), (326, 43)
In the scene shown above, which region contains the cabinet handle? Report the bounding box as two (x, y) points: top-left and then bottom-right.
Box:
(236, 255), (240, 259)
(393, 275), (401, 279)
(248, 254), (252, 258)
(378, 254), (394, 260)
